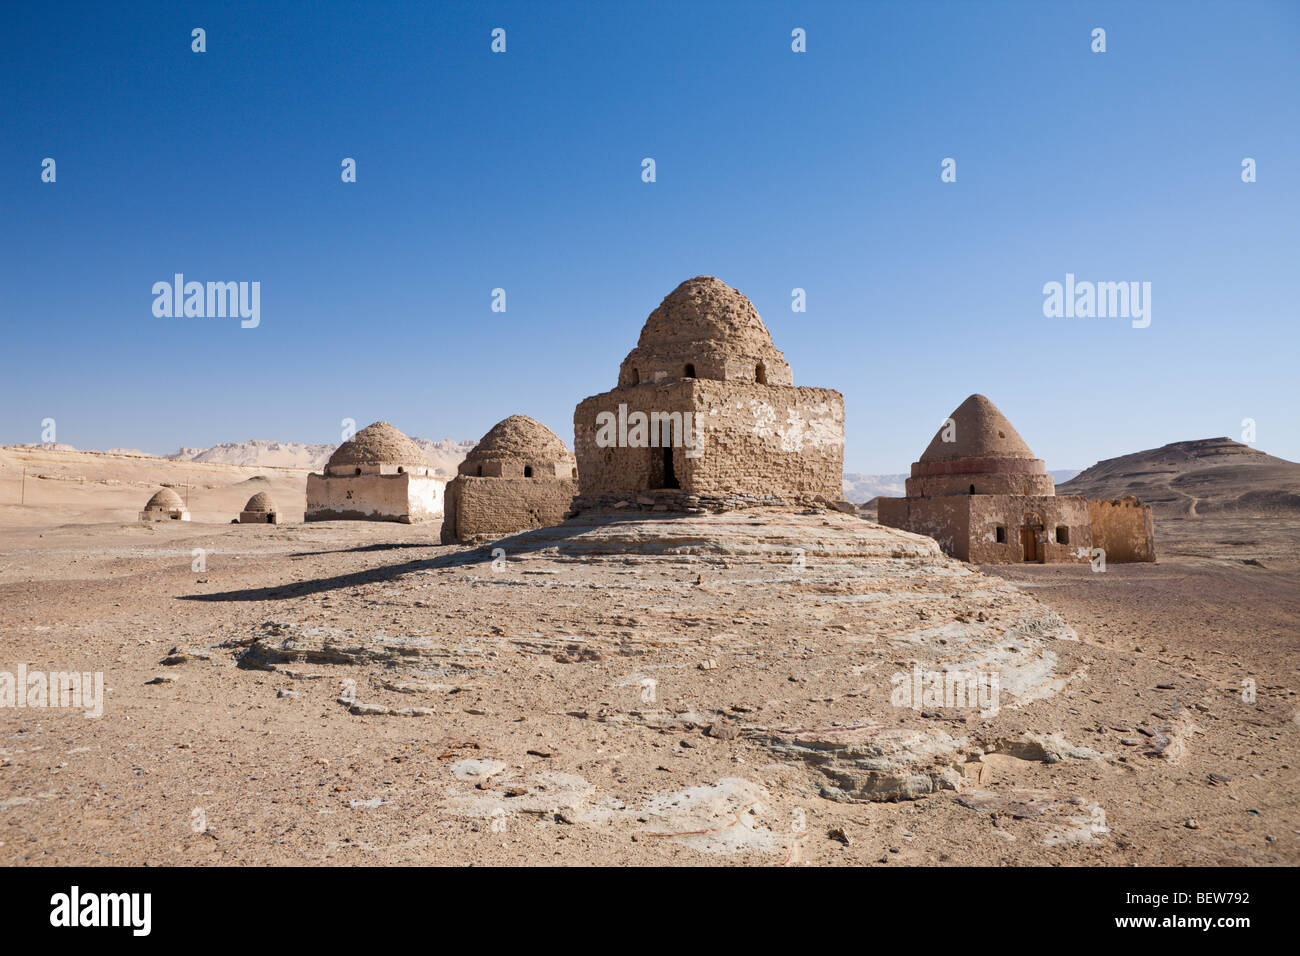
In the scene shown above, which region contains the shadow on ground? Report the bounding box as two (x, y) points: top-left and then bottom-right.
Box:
(177, 511), (700, 602)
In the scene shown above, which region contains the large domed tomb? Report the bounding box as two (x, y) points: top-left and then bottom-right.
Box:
(572, 277), (846, 513)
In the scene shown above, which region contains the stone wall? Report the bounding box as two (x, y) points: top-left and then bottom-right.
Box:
(1088, 497), (1156, 562)
(305, 473), (445, 523)
(574, 379), (844, 504)
(441, 476), (578, 544)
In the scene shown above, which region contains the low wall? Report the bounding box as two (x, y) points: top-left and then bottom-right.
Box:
(1088, 497), (1156, 562)
(305, 473), (444, 523)
(442, 476), (577, 544)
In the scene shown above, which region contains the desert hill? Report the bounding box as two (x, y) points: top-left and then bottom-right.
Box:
(1058, 438), (1300, 516)
(168, 437), (477, 474)
(14, 436), (478, 475)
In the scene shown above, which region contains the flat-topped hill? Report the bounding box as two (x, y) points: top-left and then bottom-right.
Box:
(1059, 438), (1300, 516)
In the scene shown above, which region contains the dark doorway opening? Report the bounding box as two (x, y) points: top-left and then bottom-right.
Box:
(661, 445), (679, 489)
(684, 363), (696, 378)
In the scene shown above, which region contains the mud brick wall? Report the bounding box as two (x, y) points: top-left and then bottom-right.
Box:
(1088, 497), (1156, 562)
(441, 476), (578, 544)
(878, 494), (1092, 564)
(967, 495), (1090, 565)
(574, 380), (843, 501)
(877, 496), (973, 560)
(306, 473), (445, 523)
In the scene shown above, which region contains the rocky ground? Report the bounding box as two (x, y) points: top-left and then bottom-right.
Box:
(2, 494), (1295, 866)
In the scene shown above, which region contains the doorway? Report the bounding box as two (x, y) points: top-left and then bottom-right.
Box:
(661, 445), (679, 489)
(1020, 512), (1045, 563)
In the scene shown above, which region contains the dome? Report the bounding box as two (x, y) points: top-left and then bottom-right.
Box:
(326, 421), (430, 470)
(617, 277), (793, 387)
(243, 492), (275, 512)
(144, 488), (185, 510)
(464, 415), (574, 467)
(919, 394), (1036, 463)
(906, 395), (1053, 498)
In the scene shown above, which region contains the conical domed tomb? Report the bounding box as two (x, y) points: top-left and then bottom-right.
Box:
(878, 395), (1154, 564)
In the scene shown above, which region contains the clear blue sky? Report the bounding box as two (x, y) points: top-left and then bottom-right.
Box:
(3, 0), (1297, 473)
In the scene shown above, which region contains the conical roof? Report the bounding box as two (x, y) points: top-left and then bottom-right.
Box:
(243, 492), (275, 512)
(326, 421), (430, 469)
(463, 415), (574, 466)
(919, 395), (1036, 463)
(144, 488), (185, 510)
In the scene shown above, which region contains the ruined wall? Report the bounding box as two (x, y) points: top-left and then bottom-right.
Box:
(877, 494), (1091, 565)
(305, 473), (445, 523)
(574, 380), (843, 503)
(441, 476), (577, 544)
(1088, 497), (1156, 562)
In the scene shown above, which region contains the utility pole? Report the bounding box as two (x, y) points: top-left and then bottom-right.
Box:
(20, 467), (25, 505)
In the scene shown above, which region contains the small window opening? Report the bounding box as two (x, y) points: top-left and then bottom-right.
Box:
(355, 467), (362, 476)
(684, 363), (696, 378)
(571, 467), (577, 478)
(476, 465), (483, 476)
(969, 484), (976, 495)
(755, 363), (767, 384)
(996, 526), (1006, 543)
(397, 466), (404, 474)
(629, 367), (640, 385)
(1056, 525), (1070, 545)
(524, 465), (533, 478)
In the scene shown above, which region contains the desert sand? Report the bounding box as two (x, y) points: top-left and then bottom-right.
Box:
(1, 446), (1296, 866)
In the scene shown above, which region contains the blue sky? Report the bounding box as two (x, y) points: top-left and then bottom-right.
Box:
(2, 0), (1297, 473)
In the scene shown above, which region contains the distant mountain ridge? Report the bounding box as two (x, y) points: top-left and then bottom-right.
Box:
(1058, 438), (1300, 516)
(10, 437), (479, 476)
(165, 437), (479, 475)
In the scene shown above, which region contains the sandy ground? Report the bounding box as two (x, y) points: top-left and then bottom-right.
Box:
(0, 450), (1296, 866)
